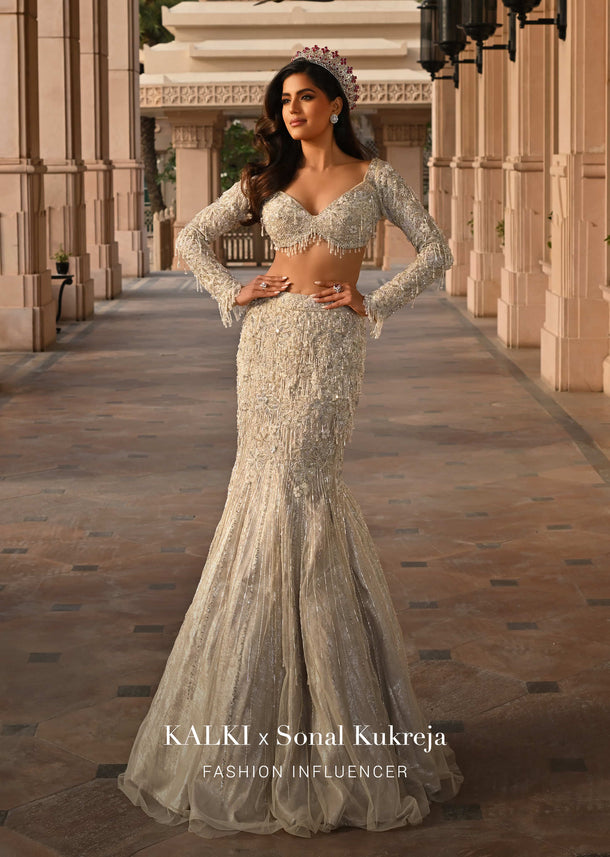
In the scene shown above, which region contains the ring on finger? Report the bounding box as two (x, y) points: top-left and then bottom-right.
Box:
(333, 283), (342, 293)
(260, 281), (268, 289)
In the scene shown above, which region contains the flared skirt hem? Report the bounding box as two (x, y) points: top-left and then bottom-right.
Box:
(116, 772), (449, 839)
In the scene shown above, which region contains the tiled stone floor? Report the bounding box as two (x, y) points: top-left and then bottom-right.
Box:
(1, 270), (610, 857)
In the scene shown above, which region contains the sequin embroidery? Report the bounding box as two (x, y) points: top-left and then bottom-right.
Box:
(174, 157), (454, 337)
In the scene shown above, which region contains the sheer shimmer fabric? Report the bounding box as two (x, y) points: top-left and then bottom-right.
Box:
(117, 162), (463, 838)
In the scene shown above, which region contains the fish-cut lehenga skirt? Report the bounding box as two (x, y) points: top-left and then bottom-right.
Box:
(117, 291), (463, 838)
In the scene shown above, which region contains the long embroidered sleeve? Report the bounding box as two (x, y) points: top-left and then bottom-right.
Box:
(363, 161), (454, 338)
(175, 181), (250, 327)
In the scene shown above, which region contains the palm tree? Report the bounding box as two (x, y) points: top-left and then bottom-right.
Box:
(139, 0), (181, 213)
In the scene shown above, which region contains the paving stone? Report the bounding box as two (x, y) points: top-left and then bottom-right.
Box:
(116, 686), (151, 698)
(549, 757), (587, 772)
(95, 764), (127, 778)
(526, 681), (561, 693)
(441, 803), (483, 820)
(1, 724), (37, 736)
(418, 649), (452, 661)
(27, 653), (61, 663)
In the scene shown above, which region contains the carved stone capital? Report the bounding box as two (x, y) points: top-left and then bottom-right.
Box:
(381, 124), (428, 147)
(172, 125), (217, 149)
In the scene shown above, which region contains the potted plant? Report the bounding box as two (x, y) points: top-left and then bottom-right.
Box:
(52, 246), (70, 275)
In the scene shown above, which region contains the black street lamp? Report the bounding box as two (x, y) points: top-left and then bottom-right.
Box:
(463, 0), (512, 71)
(418, 0), (447, 78)
(502, 0), (567, 40)
(419, 0), (568, 88)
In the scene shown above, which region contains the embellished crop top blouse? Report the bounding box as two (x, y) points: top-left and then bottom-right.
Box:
(175, 157), (454, 337)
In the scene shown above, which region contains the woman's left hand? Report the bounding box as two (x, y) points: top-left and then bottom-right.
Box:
(311, 281), (367, 317)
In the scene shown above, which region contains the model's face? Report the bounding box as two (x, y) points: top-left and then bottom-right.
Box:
(281, 73), (342, 141)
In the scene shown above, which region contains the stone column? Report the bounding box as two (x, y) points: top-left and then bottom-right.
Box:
(428, 74), (455, 242)
(80, 0), (122, 298)
(169, 112), (224, 268)
(38, 0), (94, 321)
(108, 0), (148, 276)
(467, 22), (505, 317)
(604, 4), (610, 396)
(374, 109), (430, 270)
(0, 0), (55, 351)
(540, 0), (608, 391)
(497, 2), (548, 345)
(446, 42), (477, 297)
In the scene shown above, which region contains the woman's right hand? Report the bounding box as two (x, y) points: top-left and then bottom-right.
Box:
(234, 274), (291, 307)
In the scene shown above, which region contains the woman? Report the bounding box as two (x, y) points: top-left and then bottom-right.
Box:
(118, 46), (463, 838)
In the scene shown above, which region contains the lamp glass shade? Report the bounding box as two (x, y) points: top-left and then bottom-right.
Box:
(462, 0), (498, 41)
(418, 0), (446, 74)
(438, 0), (468, 58)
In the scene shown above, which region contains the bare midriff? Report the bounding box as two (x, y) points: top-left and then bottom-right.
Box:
(265, 242), (367, 295)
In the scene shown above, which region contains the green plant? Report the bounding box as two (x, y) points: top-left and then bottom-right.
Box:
(496, 219), (505, 246)
(52, 246), (70, 263)
(220, 121), (259, 192)
(158, 145), (176, 185)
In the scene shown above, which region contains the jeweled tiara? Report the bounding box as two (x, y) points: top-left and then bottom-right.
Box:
(291, 46), (359, 111)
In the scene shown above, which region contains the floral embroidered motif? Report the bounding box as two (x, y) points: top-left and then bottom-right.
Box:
(234, 293), (366, 490)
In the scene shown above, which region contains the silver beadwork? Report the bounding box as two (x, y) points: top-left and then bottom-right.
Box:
(174, 157), (454, 338)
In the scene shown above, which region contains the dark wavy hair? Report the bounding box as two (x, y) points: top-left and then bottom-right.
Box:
(240, 58), (367, 224)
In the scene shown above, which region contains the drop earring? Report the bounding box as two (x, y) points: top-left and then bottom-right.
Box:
(330, 113), (339, 125)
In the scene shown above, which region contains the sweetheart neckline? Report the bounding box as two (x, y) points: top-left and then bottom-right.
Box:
(277, 158), (378, 217)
